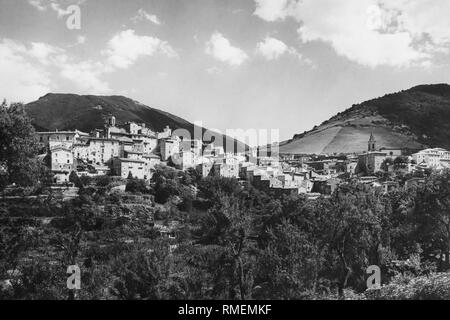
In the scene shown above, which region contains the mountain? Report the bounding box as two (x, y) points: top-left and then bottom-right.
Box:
(25, 93), (246, 152)
(276, 84), (450, 155)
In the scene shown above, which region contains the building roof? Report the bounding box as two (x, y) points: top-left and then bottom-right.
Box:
(116, 136), (134, 143)
(37, 131), (76, 135)
(50, 146), (72, 152)
(116, 158), (145, 164)
(88, 137), (120, 142)
(380, 147), (402, 151)
(143, 153), (161, 159)
(108, 126), (127, 134)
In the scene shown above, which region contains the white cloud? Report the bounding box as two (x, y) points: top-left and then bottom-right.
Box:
(0, 38), (111, 101)
(205, 32), (248, 66)
(28, 0), (86, 17)
(28, 0), (47, 11)
(50, 2), (71, 18)
(28, 42), (65, 65)
(0, 29), (175, 100)
(132, 9), (161, 25)
(59, 61), (111, 94)
(0, 39), (52, 103)
(24, 42), (110, 94)
(206, 66), (222, 75)
(76, 35), (86, 44)
(256, 37), (301, 60)
(103, 29), (177, 69)
(253, 0), (294, 22)
(253, 0), (450, 68)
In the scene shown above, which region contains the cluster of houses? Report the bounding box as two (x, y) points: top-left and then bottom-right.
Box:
(36, 116), (450, 197)
(250, 133), (450, 196)
(37, 116), (254, 185)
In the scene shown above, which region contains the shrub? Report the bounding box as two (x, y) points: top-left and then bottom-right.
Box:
(95, 175), (112, 187)
(125, 179), (150, 194)
(367, 273), (450, 300)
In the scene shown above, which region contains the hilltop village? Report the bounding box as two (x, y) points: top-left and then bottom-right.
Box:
(4, 102), (450, 301)
(37, 116), (450, 198)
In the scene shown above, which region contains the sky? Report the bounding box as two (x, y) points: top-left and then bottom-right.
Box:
(1, 0), (450, 142)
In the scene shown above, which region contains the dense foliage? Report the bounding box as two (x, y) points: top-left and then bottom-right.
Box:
(2, 166), (450, 300)
(0, 101), (52, 191)
(2, 103), (450, 300)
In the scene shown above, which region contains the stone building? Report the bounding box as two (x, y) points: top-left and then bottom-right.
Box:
(112, 158), (146, 179)
(160, 138), (180, 161)
(412, 148), (450, 169)
(50, 145), (74, 184)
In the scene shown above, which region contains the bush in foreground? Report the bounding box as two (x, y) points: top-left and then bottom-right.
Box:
(366, 273), (450, 300)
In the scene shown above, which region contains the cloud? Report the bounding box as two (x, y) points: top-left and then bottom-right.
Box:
(23, 42), (109, 94)
(206, 66), (222, 75)
(253, 0), (450, 68)
(28, 0), (47, 11)
(0, 39), (52, 103)
(253, 0), (295, 22)
(205, 32), (248, 66)
(50, 2), (72, 18)
(132, 9), (161, 25)
(103, 29), (177, 69)
(256, 37), (300, 60)
(0, 29), (175, 101)
(0, 38), (111, 101)
(28, 0), (86, 17)
(76, 35), (86, 44)
(59, 61), (111, 93)
(28, 42), (65, 65)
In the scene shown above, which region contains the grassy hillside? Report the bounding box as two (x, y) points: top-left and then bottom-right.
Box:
(277, 84), (450, 155)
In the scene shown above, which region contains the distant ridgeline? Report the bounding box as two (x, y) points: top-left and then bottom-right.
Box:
(275, 84), (450, 155)
(25, 93), (247, 153)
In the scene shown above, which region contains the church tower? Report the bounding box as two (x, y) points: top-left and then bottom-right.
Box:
(368, 132), (376, 152)
(105, 115), (116, 128)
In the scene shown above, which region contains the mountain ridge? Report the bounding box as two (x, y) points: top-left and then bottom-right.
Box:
(25, 93), (247, 152)
(276, 84), (450, 155)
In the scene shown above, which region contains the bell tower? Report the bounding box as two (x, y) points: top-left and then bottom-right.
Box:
(108, 115), (116, 127)
(368, 132), (376, 152)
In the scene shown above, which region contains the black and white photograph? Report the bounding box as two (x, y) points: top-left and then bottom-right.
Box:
(2, 0), (450, 306)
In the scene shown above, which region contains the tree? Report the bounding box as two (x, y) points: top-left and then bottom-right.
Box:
(125, 179), (150, 194)
(255, 220), (323, 299)
(394, 156), (409, 170)
(381, 158), (394, 172)
(415, 170), (450, 270)
(69, 171), (83, 188)
(110, 240), (172, 300)
(320, 183), (389, 297)
(95, 175), (112, 187)
(199, 193), (255, 300)
(151, 165), (185, 204)
(0, 101), (44, 189)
